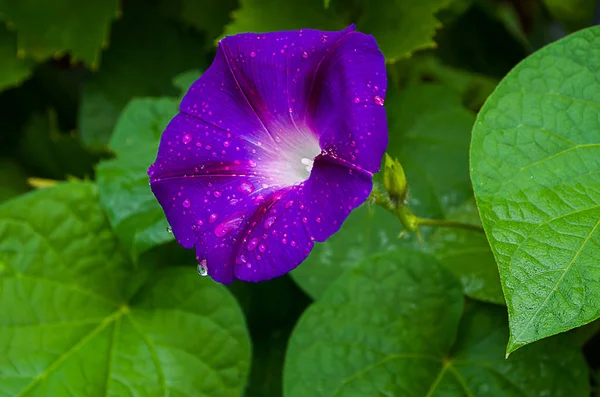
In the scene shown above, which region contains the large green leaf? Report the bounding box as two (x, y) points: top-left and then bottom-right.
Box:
(0, 23), (32, 91)
(97, 97), (178, 258)
(0, 0), (118, 66)
(293, 83), (503, 303)
(78, 9), (205, 148)
(0, 183), (251, 396)
(284, 250), (589, 396)
(471, 26), (600, 353)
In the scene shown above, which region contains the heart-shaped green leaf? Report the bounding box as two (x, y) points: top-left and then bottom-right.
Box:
(0, 183), (251, 395)
(284, 250), (589, 396)
(471, 26), (600, 353)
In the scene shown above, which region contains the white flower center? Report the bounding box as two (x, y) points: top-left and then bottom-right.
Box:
(267, 134), (321, 186)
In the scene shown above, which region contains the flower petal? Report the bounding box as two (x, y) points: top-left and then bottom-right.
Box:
(149, 113), (272, 248)
(181, 26), (355, 149)
(198, 186), (313, 283)
(301, 156), (373, 242)
(309, 31), (388, 173)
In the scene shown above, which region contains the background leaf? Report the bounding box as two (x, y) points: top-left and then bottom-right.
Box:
(223, 0), (343, 36)
(471, 26), (600, 353)
(0, 23), (32, 91)
(0, 183), (251, 396)
(96, 97), (179, 258)
(78, 8), (205, 148)
(355, 0), (454, 61)
(543, 0), (595, 31)
(284, 250), (589, 396)
(180, 0), (238, 46)
(0, 0), (118, 65)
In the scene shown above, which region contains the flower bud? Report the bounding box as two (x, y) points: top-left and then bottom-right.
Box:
(382, 153), (408, 203)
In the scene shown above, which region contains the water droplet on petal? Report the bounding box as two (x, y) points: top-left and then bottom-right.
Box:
(213, 191), (222, 198)
(301, 51), (308, 59)
(264, 216), (276, 229)
(248, 160), (257, 168)
(250, 51), (256, 58)
(209, 213), (219, 224)
(302, 217), (308, 224)
(182, 134), (192, 144)
(223, 141), (230, 147)
(353, 97), (360, 103)
(214, 214), (244, 237)
(247, 237), (259, 251)
(316, 217), (321, 223)
(236, 254), (248, 265)
(373, 95), (385, 106)
(197, 259), (208, 276)
(238, 182), (255, 195)
(285, 200), (294, 208)
(258, 243), (267, 253)
(182, 199), (191, 208)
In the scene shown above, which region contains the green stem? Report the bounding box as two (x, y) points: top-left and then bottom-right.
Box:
(417, 217), (484, 233)
(369, 187), (485, 235)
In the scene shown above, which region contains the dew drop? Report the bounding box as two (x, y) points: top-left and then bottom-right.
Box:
(182, 133), (192, 144)
(264, 216), (276, 229)
(223, 141), (230, 147)
(214, 214), (244, 237)
(238, 182), (255, 195)
(301, 51), (308, 59)
(373, 95), (385, 106)
(247, 237), (259, 251)
(197, 259), (208, 276)
(236, 254), (248, 265)
(209, 213), (219, 224)
(213, 191), (222, 198)
(285, 200), (294, 208)
(250, 51), (256, 58)
(353, 97), (360, 103)
(302, 217), (308, 224)
(258, 243), (267, 253)
(316, 217), (321, 223)
(290, 240), (297, 247)
(248, 160), (257, 168)
(182, 199), (191, 208)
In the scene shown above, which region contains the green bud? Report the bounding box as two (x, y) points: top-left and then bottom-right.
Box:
(382, 153), (408, 203)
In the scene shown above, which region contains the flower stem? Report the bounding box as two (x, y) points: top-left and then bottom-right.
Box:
(369, 186), (484, 236)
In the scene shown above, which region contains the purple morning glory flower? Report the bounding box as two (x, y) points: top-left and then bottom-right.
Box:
(148, 25), (387, 284)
